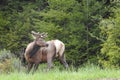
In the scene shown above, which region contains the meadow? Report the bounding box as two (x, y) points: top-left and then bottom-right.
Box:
(0, 65), (120, 80)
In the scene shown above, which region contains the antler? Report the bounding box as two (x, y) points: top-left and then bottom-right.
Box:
(41, 32), (48, 39)
(31, 31), (41, 39)
(31, 31), (47, 39)
(31, 31), (40, 36)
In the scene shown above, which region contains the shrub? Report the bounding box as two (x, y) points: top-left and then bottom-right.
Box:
(0, 50), (22, 73)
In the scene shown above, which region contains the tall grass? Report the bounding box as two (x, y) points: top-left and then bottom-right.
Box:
(0, 50), (120, 80)
(0, 65), (120, 80)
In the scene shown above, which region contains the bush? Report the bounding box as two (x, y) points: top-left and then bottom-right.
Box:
(0, 50), (22, 73)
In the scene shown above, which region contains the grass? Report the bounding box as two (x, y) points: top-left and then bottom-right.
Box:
(0, 65), (120, 80)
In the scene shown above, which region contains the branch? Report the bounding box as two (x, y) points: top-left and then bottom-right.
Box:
(88, 32), (105, 42)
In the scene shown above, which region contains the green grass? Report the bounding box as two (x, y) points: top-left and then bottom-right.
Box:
(0, 65), (120, 80)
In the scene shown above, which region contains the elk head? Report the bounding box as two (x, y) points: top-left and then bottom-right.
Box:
(31, 31), (48, 47)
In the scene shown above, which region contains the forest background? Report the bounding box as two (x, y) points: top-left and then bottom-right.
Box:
(0, 0), (120, 72)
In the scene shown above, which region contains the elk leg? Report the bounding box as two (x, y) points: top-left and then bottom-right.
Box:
(59, 54), (68, 69)
(27, 63), (33, 73)
(47, 58), (53, 71)
(33, 64), (39, 73)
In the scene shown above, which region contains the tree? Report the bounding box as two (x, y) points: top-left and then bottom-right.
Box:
(0, 0), (118, 67)
(99, 7), (120, 68)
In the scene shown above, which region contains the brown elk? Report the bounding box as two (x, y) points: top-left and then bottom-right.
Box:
(23, 31), (48, 73)
(23, 31), (68, 73)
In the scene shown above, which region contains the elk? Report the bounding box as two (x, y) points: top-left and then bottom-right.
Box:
(23, 31), (48, 73)
(23, 31), (68, 73)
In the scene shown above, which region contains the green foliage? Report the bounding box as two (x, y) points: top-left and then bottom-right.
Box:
(0, 0), (119, 68)
(0, 50), (21, 73)
(99, 8), (120, 68)
(0, 0), (49, 53)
